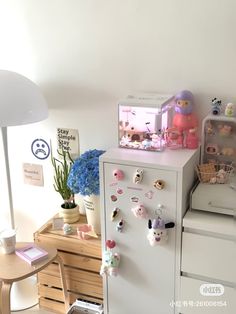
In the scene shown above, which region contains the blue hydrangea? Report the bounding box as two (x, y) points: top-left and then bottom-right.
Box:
(67, 149), (105, 196)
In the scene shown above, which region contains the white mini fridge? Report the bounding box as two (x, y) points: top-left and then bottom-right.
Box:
(99, 148), (199, 314)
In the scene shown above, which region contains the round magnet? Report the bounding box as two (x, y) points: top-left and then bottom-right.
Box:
(111, 195), (118, 202)
(117, 188), (123, 195)
(153, 179), (165, 190)
(113, 169), (124, 180)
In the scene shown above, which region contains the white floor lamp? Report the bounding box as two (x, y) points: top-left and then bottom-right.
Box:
(0, 70), (48, 310)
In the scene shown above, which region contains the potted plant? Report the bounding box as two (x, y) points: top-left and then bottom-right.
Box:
(51, 149), (80, 223)
(67, 149), (105, 234)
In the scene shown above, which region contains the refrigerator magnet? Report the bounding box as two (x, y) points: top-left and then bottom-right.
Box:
(144, 190), (154, 199)
(147, 218), (175, 246)
(153, 179), (165, 190)
(111, 195), (118, 202)
(111, 207), (120, 221)
(132, 204), (148, 219)
(116, 219), (125, 232)
(113, 169), (124, 180)
(133, 168), (144, 184)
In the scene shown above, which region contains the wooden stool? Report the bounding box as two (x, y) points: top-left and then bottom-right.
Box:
(0, 242), (69, 314)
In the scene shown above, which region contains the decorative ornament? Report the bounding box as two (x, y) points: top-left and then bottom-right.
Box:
(63, 223), (73, 235)
(100, 240), (121, 277)
(133, 168), (144, 184)
(153, 179), (165, 190)
(225, 103), (235, 117)
(116, 219), (125, 232)
(77, 224), (98, 240)
(111, 195), (118, 202)
(147, 218), (175, 246)
(113, 169), (124, 181)
(144, 190), (154, 199)
(132, 204), (148, 219)
(31, 138), (50, 160)
(111, 207), (120, 221)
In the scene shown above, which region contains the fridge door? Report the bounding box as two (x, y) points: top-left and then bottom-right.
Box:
(102, 163), (177, 314)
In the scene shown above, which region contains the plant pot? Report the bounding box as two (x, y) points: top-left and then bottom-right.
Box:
(59, 204), (80, 223)
(83, 194), (101, 235)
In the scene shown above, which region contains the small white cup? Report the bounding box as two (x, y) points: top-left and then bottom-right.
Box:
(0, 229), (16, 254)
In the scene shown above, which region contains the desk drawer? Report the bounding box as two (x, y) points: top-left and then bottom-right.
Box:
(180, 276), (236, 314)
(182, 232), (236, 283)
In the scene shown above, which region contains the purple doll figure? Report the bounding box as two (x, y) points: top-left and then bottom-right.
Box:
(172, 90), (198, 149)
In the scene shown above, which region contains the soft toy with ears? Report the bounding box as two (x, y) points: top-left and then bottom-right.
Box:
(147, 217), (175, 246)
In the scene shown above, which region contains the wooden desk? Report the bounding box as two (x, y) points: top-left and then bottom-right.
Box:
(0, 242), (69, 314)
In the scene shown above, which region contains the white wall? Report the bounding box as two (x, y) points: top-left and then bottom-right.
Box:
(0, 0), (236, 240)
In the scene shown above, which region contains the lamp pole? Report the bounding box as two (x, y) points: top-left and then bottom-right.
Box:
(1, 126), (15, 229)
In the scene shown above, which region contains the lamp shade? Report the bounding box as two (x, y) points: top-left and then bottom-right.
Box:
(0, 70), (48, 127)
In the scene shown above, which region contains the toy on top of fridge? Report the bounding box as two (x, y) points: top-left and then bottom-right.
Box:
(165, 90), (199, 149)
(118, 93), (175, 152)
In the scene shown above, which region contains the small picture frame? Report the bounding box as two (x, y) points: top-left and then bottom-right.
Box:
(52, 217), (64, 230)
(15, 243), (48, 265)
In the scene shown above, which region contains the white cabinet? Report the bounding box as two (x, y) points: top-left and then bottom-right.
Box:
(181, 210), (236, 314)
(100, 148), (199, 314)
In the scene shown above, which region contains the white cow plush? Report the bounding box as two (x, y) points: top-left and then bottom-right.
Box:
(147, 217), (175, 246)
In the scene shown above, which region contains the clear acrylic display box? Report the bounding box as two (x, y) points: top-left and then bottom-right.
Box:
(118, 93), (174, 152)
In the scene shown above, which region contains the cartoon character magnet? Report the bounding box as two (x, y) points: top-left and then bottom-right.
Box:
(113, 169), (124, 181)
(132, 204), (148, 219)
(133, 168), (144, 184)
(147, 217), (175, 246)
(100, 240), (121, 277)
(153, 179), (165, 190)
(116, 219), (125, 232)
(111, 207), (120, 221)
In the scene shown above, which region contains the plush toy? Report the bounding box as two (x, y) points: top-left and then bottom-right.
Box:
(172, 90), (198, 149)
(100, 240), (121, 277)
(147, 217), (175, 246)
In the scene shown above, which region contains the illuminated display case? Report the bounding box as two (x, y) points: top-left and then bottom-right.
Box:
(118, 94), (174, 152)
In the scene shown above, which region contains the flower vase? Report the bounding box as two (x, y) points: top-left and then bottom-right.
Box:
(59, 205), (80, 224)
(83, 194), (101, 235)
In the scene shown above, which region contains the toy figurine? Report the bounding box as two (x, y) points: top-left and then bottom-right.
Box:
(225, 103), (235, 117)
(147, 217), (175, 246)
(100, 240), (120, 277)
(172, 90), (198, 149)
(211, 98), (222, 115)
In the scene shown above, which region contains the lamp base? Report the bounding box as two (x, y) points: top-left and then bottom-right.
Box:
(10, 275), (38, 311)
